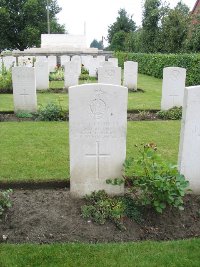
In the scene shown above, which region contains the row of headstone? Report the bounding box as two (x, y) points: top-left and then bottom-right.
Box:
(11, 65), (200, 196)
(64, 60), (138, 90)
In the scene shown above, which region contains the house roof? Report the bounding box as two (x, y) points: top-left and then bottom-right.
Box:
(192, 0), (200, 14)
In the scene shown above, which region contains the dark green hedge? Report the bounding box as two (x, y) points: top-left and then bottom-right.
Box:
(115, 52), (200, 86)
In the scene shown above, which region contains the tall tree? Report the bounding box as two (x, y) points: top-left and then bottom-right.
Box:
(159, 1), (190, 53)
(0, 0), (66, 51)
(141, 0), (162, 52)
(90, 39), (103, 49)
(107, 8), (136, 45)
(185, 13), (200, 52)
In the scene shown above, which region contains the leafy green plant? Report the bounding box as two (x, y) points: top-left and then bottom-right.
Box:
(0, 68), (13, 93)
(16, 112), (34, 118)
(81, 190), (142, 229)
(49, 67), (64, 81)
(81, 66), (89, 75)
(157, 107), (182, 120)
(128, 144), (189, 213)
(0, 189), (13, 216)
(36, 101), (65, 121)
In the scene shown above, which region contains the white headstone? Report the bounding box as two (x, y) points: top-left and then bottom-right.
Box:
(82, 55), (93, 71)
(178, 86), (200, 194)
(161, 67), (186, 110)
(123, 61), (138, 91)
(108, 58), (118, 67)
(12, 67), (37, 112)
(36, 56), (47, 62)
(88, 58), (98, 77)
(97, 56), (105, 65)
(35, 61), (49, 90)
(98, 65), (121, 85)
(61, 55), (70, 66)
(3, 56), (16, 69)
(100, 61), (113, 67)
(64, 61), (79, 88)
(71, 55), (81, 75)
(69, 83), (128, 197)
(48, 56), (57, 72)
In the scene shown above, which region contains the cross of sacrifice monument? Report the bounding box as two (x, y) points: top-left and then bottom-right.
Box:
(85, 141), (110, 180)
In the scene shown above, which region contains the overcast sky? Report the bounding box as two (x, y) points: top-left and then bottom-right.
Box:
(56, 0), (196, 46)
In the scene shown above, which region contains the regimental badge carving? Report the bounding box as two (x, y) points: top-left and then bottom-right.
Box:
(90, 88), (107, 119)
(105, 69), (115, 78)
(171, 70), (180, 80)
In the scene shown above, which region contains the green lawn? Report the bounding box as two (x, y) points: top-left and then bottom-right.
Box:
(0, 239), (199, 267)
(0, 121), (180, 182)
(0, 74), (162, 112)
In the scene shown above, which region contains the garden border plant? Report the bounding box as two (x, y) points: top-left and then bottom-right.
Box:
(82, 143), (190, 229)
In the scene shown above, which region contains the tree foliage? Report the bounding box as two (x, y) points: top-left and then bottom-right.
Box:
(159, 2), (190, 53)
(90, 39), (103, 49)
(107, 8), (136, 45)
(0, 0), (65, 51)
(107, 1), (200, 53)
(141, 0), (162, 53)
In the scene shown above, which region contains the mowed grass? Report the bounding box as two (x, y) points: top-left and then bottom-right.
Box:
(0, 239), (200, 267)
(0, 121), (180, 182)
(0, 74), (162, 112)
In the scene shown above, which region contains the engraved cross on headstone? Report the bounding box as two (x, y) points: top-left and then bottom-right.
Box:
(85, 141), (110, 180)
(20, 88), (29, 104)
(170, 94), (179, 106)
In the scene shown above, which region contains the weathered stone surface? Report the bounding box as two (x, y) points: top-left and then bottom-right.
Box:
(48, 56), (57, 72)
(97, 56), (105, 65)
(178, 86), (200, 194)
(108, 58), (118, 67)
(64, 61), (79, 88)
(69, 84), (128, 197)
(61, 55), (70, 66)
(98, 65), (121, 85)
(161, 67), (186, 110)
(12, 67), (37, 112)
(123, 61), (138, 91)
(35, 61), (49, 90)
(3, 56), (16, 69)
(88, 58), (98, 77)
(71, 55), (81, 75)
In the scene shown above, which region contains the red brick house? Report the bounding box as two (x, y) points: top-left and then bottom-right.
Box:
(191, 0), (200, 24)
(192, 0), (200, 15)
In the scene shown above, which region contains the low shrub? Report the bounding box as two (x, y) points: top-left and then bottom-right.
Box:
(157, 107), (182, 120)
(107, 143), (189, 214)
(49, 67), (64, 81)
(116, 52), (200, 86)
(81, 190), (142, 229)
(81, 66), (89, 75)
(36, 101), (65, 121)
(0, 189), (13, 216)
(16, 112), (34, 118)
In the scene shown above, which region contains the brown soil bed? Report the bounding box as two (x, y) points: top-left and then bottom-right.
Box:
(0, 189), (199, 244)
(0, 112), (162, 122)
